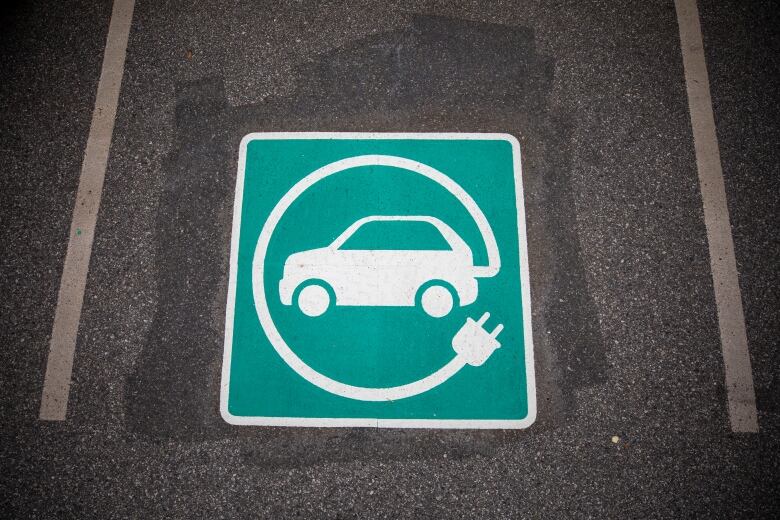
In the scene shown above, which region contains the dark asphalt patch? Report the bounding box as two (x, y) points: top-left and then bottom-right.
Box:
(124, 15), (605, 444)
(125, 77), (232, 439)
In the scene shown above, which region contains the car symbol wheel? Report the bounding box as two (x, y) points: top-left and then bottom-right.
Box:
(297, 284), (331, 317)
(420, 284), (454, 318)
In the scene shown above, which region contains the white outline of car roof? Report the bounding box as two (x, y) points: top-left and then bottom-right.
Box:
(329, 215), (468, 253)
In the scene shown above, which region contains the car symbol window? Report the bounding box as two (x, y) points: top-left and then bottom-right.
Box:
(337, 220), (452, 251)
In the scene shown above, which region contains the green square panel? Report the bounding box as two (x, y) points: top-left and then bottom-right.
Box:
(221, 133), (536, 428)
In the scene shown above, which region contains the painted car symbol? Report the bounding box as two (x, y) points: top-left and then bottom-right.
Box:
(279, 215), (490, 317)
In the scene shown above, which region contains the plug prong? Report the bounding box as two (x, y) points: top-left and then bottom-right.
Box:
(477, 312), (490, 326)
(490, 323), (504, 338)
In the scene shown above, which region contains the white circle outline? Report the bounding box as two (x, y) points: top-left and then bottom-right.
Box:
(252, 155), (497, 401)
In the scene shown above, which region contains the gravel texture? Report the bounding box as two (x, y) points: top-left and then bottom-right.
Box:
(1, 0), (778, 517)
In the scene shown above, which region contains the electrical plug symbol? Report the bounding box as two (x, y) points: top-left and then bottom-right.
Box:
(451, 312), (504, 367)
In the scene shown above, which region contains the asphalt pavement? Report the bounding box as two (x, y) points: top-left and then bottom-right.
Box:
(1, 0), (778, 517)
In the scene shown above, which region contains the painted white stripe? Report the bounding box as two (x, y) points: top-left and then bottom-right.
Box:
(39, 0), (135, 421)
(675, 0), (758, 432)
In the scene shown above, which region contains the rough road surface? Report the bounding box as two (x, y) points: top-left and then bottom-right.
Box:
(1, 0), (778, 517)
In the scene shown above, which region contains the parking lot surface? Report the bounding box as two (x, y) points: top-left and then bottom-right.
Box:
(1, 0), (778, 517)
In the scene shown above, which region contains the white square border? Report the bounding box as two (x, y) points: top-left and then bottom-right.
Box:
(220, 132), (536, 429)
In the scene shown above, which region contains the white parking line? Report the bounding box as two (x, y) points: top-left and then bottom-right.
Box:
(675, 0), (759, 432)
(39, 0), (135, 421)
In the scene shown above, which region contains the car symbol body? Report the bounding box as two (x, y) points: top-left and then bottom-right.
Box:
(279, 215), (486, 317)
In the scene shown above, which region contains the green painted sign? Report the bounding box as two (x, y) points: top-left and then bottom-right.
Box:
(220, 133), (535, 428)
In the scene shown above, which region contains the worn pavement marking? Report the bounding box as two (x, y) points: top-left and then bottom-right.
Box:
(675, 0), (759, 432)
(39, 0), (136, 421)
